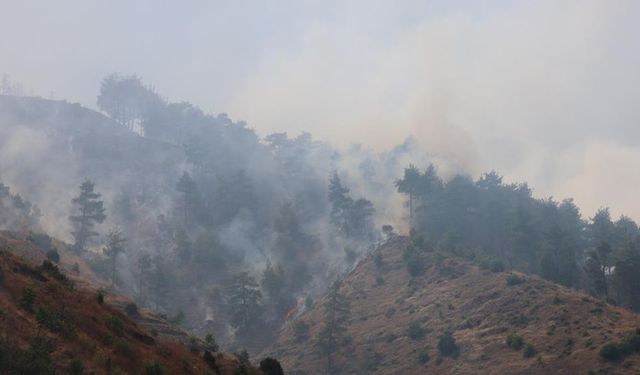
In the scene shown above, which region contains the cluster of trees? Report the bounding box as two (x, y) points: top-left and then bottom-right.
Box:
(72, 74), (382, 350)
(328, 173), (375, 241)
(0, 182), (40, 232)
(396, 164), (640, 311)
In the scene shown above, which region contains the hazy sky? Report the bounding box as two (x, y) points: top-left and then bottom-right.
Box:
(1, 0), (640, 220)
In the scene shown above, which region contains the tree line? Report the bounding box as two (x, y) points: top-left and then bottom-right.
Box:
(396, 164), (640, 310)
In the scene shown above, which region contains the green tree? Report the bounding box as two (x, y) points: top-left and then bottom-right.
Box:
(316, 280), (351, 374)
(261, 261), (289, 316)
(176, 171), (201, 227)
(585, 242), (612, 298)
(97, 73), (164, 131)
(226, 272), (264, 341)
(328, 172), (353, 235)
(395, 164), (421, 224)
(103, 229), (126, 287)
(69, 179), (106, 253)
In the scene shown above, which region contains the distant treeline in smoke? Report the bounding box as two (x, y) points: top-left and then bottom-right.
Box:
(1, 74), (418, 351)
(397, 165), (640, 311)
(0, 182), (40, 231)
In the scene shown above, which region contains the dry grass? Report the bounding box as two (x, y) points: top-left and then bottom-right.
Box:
(265, 236), (640, 375)
(0, 232), (261, 375)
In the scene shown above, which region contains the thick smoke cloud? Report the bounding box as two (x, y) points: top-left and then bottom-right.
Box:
(1, 1), (639, 219)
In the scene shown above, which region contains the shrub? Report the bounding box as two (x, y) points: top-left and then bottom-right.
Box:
(106, 315), (124, 336)
(36, 305), (65, 333)
(124, 302), (139, 317)
(408, 321), (425, 340)
(203, 351), (219, 372)
(293, 320), (310, 342)
(169, 311), (185, 325)
(600, 328), (640, 361)
(489, 259), (505, 272)
(506, 334), (524, 350)
(237, 349), (250, 364)
(385, 333), (398, 343)
(523, 343), (536, 358)
(600, 343), (623, 361)
(260, 357), (285, 375)
(72, 263), (80, 274)
(205, 334), (219, 352)
(70, 358), (84, 375)
(376, 275), (385, 286)
(437, 331), (459, 357)
(28, 233), (53, 252)
(46, 249), (60, 264)
(406, 255), (425, 277)
(374, 253), (384, 267)
(145, 360), (165, 375)
(97, 290), (105, 304)
(38, 260), (69, 284)
(417, 349), (430, 364)
(19, 287), (36, 311)
(506, 274), (524, 286)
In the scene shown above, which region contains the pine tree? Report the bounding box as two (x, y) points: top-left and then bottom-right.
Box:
(103, 229), (125, 287)
(316, 280), (350, 374)
(328, 172), (353, 235)
(395, 164), (421, 224)
(226, 272), (264, 340)
(176, 171), (200, 226)
(69, 179), (106, 253)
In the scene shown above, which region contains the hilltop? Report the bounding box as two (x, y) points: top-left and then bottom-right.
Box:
(0, 231), (270, 375)
(264, 236), (640, 374)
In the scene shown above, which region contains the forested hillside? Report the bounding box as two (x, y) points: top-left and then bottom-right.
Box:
(0, 78), (437, 352)
(1, 73), (640, 360)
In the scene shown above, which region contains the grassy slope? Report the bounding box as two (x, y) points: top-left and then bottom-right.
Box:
(0, 232), (261, 375)
(266, 236), (640, 375)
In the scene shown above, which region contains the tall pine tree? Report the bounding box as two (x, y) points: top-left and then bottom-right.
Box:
(69, 179), (106, 253)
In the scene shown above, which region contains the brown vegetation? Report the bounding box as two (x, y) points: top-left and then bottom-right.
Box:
(265, 236), (640, 374)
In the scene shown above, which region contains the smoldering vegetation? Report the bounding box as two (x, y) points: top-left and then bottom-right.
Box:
(0, 76), (445, 351)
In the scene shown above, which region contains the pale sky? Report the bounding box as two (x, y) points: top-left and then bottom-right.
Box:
(1, 0), (640, 220)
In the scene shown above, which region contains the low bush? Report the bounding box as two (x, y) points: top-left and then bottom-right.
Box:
(18, 287), (36, 311)
(600, 328), (640, 361)
(28, 233), (53, 252)
(145, 360), (165, 375)
(70, 358), (84, 375)
(406, 255), (426, 277)
(38, 260), (69, 284)
(506, 334), (524, 350)
(437, 331), (459, 358)
(46, 249), (60, 264)
(408, 321), (425, 340)
(600, 343), (623, 361)
(205, 334), (219, 352)
(523, 343), (536, 358)
(97, 290), (105, 304)
(260, 357), (284, 375)
(417, 349), (430, 364)
(124, 302), (139, 317)
(203, 351), (219, 372)
(106, 315), (124, 336)
(506, 274), (525, 286)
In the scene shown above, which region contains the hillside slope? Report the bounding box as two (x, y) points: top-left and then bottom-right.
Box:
(265, 236), (640, 374)
(0, 232), (264, 375)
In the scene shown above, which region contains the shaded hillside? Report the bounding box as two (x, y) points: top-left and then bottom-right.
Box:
(0, 232), (265, 375)
(265, 236), (640, 375)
